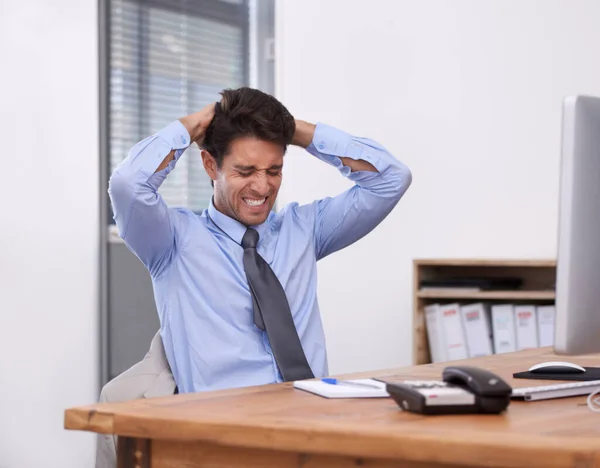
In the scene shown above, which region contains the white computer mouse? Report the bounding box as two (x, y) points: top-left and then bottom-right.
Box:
(528, 361), (586, 374)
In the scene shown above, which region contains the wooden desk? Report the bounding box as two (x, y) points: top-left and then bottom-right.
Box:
(65, 348), (600, 467)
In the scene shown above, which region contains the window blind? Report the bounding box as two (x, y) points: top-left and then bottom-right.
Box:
(109, 0), (249, 212)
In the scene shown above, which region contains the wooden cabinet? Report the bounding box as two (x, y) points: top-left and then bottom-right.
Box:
(413, 259), (556, 365)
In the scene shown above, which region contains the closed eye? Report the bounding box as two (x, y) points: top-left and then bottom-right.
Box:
(238, 171), (253, 177)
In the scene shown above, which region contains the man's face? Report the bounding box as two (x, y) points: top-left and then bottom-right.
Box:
(207, 137), (284, 226)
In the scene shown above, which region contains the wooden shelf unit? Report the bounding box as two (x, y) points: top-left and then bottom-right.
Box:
(413, 259), (556, 365)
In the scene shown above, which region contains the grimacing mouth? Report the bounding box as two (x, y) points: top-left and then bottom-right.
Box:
(242, 196), (268, 207)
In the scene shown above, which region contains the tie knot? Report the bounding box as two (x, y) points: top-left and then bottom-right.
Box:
(242, 228), (259, 249)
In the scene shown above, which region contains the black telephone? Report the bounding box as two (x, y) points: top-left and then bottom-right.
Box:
(385, 366), (512, 415)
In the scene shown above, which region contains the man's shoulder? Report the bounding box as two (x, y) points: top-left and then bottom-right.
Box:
(167, 206), (208, 231)
(274, 200), (319, 223)
(168, 206), (205, 219)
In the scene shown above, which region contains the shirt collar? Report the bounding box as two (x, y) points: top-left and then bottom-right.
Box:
(207, 198), (271, 245)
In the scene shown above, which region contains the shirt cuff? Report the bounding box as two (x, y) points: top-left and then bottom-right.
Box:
(311, 123), (353, 156)
(306, 123), (386, 183)
(156, 120), (192, 150)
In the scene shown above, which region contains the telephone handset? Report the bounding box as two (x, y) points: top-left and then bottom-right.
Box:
(386, 366), (512, 415)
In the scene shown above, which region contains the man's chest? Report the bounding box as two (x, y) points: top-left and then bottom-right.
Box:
(173, 228), (318, 302)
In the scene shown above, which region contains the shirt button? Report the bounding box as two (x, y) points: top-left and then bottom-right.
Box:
(180, 136), (187, 144)
(318, 143), (325, 150)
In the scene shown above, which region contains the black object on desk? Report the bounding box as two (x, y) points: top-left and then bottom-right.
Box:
(386, 366), (512, 415)
(513, 367), (600, 381)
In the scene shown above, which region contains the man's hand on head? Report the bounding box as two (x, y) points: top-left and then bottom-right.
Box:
(291, 120), (316, 148)
(154, 103), (216, 174)
(180, 102), (217, 145)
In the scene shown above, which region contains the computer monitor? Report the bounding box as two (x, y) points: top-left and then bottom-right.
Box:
(555, 95), (600, 355)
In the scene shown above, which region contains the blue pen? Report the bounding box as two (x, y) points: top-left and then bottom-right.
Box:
(321, 378), (382, 389)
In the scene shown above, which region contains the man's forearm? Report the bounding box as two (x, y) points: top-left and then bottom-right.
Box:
(155, 149), (177, 173)
(154, 113), (204, 174)
(154, 104), (216, 174)
(294, 120), (377, 173)
(339, 156), (377, 173)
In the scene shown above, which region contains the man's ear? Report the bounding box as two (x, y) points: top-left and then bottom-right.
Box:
(201, 150), (218, 182)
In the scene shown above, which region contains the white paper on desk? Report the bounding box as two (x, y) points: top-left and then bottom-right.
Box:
(293, 379), (389, 398)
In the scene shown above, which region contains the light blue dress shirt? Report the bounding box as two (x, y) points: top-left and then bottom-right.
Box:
(109, 120), (412, 393)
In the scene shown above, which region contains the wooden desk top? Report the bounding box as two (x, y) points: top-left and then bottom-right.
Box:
(65, 348), (600, 467)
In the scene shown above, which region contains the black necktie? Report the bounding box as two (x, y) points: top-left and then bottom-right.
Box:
(242, 228), (314, 381)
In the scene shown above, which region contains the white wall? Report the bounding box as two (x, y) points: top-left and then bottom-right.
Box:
(0, 1), (99, 467)
(276, 0), (600, 374)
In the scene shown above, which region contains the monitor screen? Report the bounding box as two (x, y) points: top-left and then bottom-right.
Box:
(555, 95), (600, 355)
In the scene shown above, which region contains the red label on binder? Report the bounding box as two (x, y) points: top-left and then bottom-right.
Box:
(466, 311), (480, 321)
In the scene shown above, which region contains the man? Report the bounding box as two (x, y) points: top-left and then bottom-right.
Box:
(109, 86), (411, 393)
(97, 87), (411, 467)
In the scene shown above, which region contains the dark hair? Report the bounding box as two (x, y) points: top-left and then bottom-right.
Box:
(202, 87), (296, 168)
